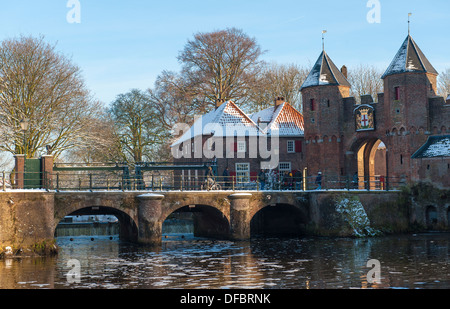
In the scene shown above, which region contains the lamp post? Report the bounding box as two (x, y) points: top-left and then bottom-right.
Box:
(20, 119), (29, 158)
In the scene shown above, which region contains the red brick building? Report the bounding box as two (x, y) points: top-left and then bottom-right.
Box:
(171, 98), (305, 188)
(172, 33), (450, 189)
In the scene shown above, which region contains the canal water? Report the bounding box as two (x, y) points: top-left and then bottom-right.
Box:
(1, 232), (450, 289)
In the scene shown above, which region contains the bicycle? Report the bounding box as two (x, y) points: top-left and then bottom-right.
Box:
(201, 177), (222, 191)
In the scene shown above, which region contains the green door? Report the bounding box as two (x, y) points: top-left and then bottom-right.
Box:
(24, 159), (41, 189)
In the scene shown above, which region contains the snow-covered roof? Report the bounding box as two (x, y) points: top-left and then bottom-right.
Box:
(251, 102), (304, 137)
(412, 136), (450, 159)
(300, 50), (351, 90)
(171, 100), (305, 147)
(171, 100), (261, 147)
(382, 35), (438, 79)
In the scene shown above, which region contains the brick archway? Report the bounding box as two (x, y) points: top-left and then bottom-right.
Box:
(347, 137), (388, 190)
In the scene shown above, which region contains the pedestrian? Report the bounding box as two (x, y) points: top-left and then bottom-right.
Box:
(258, 169), (266, 190)
(294, 170), (302, 190)
(315, 172), (322, 190)
(287, 171), (293, 190)
(267, 169), (275, 190)
(282, 171), (289, 190)
(223, 167), (230, 190)
(352, 172), (359, 189)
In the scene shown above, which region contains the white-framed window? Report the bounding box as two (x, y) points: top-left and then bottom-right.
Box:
(287, 140), (295, 153)
(278, 162), (291, 172)
(236, 163), (250, 183)
(237, 141), (246, 153)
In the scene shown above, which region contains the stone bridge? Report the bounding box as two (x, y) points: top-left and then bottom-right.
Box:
(2, 189), (433, 252)
(54, 191), (313, 244)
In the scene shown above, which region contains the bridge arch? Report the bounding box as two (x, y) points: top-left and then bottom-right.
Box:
(54, 193), (140, 242)
(426, 205), (438, 230)
(54, 206), (139, 242)
(250, 201), (309, 238)
(161, 200), (231, 240)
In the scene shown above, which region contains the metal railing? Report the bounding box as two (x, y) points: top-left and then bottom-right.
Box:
(0, 171), (53, 190)
(0, 171), (407, 192)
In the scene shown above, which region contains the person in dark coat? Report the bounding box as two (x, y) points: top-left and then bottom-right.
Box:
(223, 167), (230, 190)
(315, 172), (322, 190)
(294, 170), (302, 190)
(352, 172), (359, 189)
(258, 169), (266, 190)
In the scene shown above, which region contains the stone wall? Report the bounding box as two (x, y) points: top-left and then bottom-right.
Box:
(0, 191), (56, 255)
(306, 191), (409, 236)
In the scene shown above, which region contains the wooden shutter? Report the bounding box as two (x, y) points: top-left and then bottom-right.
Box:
(295, 141), (302, 153)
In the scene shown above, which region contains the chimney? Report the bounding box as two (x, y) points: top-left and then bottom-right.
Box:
(215, 98), (225, 108)
(274, 97), (285, 108)
(341, 65), (348, 79)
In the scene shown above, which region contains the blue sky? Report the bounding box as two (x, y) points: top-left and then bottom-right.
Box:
(1, 0), (449, 105)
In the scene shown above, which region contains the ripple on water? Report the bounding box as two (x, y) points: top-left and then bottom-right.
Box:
(3, 233), (450, 289)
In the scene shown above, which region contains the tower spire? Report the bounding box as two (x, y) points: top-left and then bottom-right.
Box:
(408, 13), (412, 35)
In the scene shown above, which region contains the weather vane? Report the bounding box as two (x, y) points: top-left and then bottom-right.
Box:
(408, 13), (412, 35)
(322, 30), (327, 51)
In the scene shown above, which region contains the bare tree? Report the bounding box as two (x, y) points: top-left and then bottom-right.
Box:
(347, 64), (384, 104)
(64, 111), (124, 164)
(148, 70), (200, 130)
(109, 89), (166, 164)
(247, 62), (309, 113)
(178, 28), (265, 110)
(438, 68), (450, 99)
(0, 35), (103, 158)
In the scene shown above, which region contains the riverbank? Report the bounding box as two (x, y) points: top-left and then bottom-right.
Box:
(0, 239), (58, 259)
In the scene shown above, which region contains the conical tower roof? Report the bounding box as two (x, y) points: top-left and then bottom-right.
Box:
(382, 35), (438, 79)
(300, 51), (351, 90)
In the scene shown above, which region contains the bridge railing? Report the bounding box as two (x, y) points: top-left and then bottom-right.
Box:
(0, 171), (407, 192)
(0, 172), (407, 191)
(0, 171), (55, 190)
(188, 174), (406, 192)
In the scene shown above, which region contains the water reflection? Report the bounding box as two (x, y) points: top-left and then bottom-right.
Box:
(1, 233), (450, 289)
